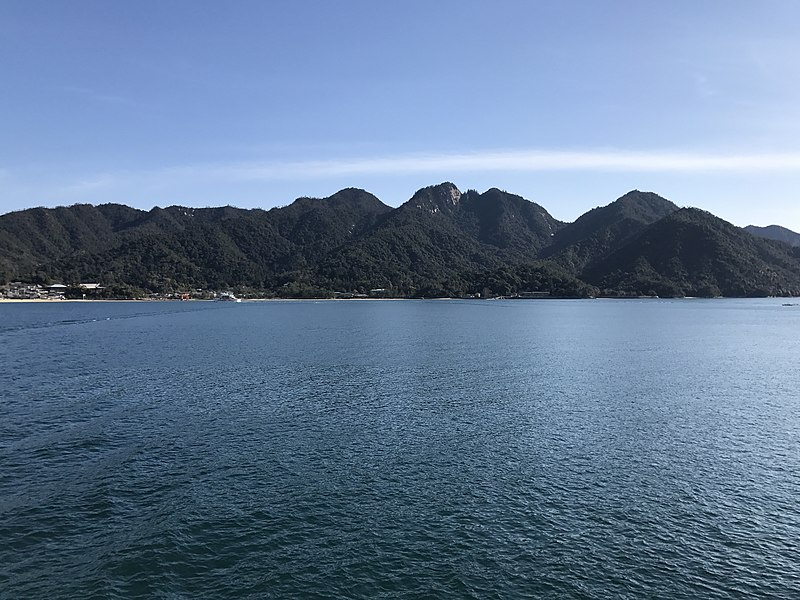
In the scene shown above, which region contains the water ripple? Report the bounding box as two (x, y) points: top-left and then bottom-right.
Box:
(1, 299), (799, 598)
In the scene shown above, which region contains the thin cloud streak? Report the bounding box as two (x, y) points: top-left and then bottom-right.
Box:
(180, 149), (800, 182)
(20, 149), (800, 201)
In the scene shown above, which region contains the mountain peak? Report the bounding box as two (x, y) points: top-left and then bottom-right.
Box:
(407, 182), (462, 213)
(540, 190), (679, 270)
(616, 189), (675, 206)
(608, 190), (679, 221)
(284, 188), (390, 216)
(325, 188), (389, 210)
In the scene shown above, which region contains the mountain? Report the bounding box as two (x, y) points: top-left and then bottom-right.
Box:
(315, 184), (506, 293)
(0, 203), (145, 279)
(269, 188), (391, 253)
(1, 185), (799, 298)
(397, 183), (562, 253)
(35, 207), (282, 291)
(541, 190), (679, 274)
(457, 187), (564, 253)
(312, 184), (565, 294)
(586, 208), (800, 297)
(0, 189), (392, 291)
(744, 224), (800, 247)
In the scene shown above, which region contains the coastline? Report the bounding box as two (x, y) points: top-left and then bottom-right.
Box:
(0, 298), (189, 303)
(0, 297), (417, 303)
(1, 296), (792, 304)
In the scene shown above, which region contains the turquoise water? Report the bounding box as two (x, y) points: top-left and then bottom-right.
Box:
(1, 299), (799, 599)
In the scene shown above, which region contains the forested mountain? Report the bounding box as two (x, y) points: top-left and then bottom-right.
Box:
(585, 209), (800, 297)
(312, 184), (565, 294)
(541, 190), (679, 273)
(2, 184), (799, 298)
(744, 224), (800, 247)
(0, 203), (143, 278)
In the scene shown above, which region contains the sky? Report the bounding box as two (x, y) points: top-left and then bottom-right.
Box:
(2, 0), (800, 229)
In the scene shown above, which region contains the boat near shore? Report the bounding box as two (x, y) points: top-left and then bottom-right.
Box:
(215, 292), (242, 302)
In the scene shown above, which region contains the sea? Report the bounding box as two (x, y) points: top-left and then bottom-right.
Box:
(1, 298), (798, 599)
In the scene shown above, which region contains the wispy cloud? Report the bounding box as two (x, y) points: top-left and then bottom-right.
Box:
(15, 148), (800, 204)
(164, 149), (800, 182)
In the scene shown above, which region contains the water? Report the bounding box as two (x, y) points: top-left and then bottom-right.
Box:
(1, 299), (799, 599)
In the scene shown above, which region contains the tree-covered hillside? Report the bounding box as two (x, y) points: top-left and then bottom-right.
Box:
(2, 184), (799, 298)
(586, 208), (800, 297)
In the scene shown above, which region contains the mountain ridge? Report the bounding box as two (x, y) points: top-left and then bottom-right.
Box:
(2, 184), (799, 298)
(540, 190), (680, 274)
(744, 224), (800, 247)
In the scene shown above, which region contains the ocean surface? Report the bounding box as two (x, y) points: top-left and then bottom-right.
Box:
(1, 298), (799, 599)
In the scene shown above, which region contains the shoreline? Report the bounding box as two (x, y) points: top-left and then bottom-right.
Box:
(1, 296), (794, 304)
(0, 298), (157, 303)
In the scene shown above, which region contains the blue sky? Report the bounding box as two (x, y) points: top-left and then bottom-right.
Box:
(2, 0), (800, 229)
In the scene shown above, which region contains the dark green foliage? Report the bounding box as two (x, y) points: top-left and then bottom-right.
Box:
(462, 262), (598, 298)
(2, 185), (799, 297)
(541, 190), (679, 273)
(586, 209), (800, 297)
(458, 188), (564, 253)
(309, 183), (564, 295)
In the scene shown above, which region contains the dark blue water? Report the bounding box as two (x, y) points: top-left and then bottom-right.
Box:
(1, 299), (799, 599)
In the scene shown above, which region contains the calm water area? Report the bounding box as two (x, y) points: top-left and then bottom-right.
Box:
(1, 299), (799, 599)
